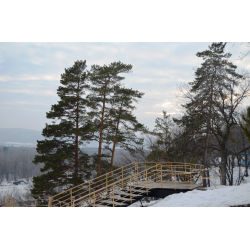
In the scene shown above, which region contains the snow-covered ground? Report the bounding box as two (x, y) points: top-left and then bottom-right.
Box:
(0, 179), (32, 200)
(130, 169), (250, 207)
(151, 183), (250, 207)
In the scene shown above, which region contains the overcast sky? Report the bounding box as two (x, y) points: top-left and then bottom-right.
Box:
(1, 42), (250, 131)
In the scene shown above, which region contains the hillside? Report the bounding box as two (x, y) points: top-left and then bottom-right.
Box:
(0, 128), (44, 146)
(0, 128), (100, 147)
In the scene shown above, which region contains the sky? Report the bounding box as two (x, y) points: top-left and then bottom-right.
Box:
(1, 42), (250, 131)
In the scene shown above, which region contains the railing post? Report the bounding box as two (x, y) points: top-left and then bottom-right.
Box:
(71, 189), (73, 207)
(146, 169), (148, 195)
(130, 177), (132, 203)
(170, 162), (172, 181)
(175, 168), (176, 190)
(106, 173), (108, 193)
(93, 193), (95, 207)
(89, 182), (91, 204)
(136, 162), (138, 185)
(156, 164), (158, 182)
(122, 168), (124, 189)
(190, 171), (192, 189)
(200, 171), (202, 186)
(161, 164), (163, 188)
(48, 197), (52, 207)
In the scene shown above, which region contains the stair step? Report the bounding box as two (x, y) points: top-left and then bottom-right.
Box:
(100, 200), (128, 207)
(113, 196), (136, 203)
(115, 191), (143, 198)
(116, 189), (142, 197)
(118, 193), (144, 200)
(121, 188), (151, 195)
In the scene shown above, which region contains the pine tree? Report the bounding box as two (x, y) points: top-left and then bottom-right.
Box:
(146, 111), (174, 162)
(105, 85), (146, 172)
(88, 61), (133, 176)
(31, 60), (92, 199)
(175, 43), (244, 185)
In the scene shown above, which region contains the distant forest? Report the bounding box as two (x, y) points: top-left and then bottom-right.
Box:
(0, 146), (44, 183)
(0, 146), (144, 183)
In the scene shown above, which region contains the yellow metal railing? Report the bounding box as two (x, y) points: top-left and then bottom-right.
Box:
(1, 162), (222, 207)
(49, 162), (156, 207)
(49, 162), (221, 207)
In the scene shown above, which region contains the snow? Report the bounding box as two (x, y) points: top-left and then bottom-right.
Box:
(151, 184), (250, 207)
(129, 170), (250, 207)
(0, 179), (32, 200)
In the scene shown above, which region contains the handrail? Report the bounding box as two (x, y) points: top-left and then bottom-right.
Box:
(73, 163), (160, 206)
(51, 162), (199, 200)
(50, 162), (159, 206)
(50, 162), (220, 207)
(74, 164), (160, 207)
(51, 162), (138, 200)
(1, 162), (222, 207)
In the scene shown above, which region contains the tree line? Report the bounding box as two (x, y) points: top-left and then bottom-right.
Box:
(0, 146), (43, 183)
(27, 43), (250, 199)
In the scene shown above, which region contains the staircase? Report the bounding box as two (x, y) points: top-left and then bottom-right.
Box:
(49, 162), (206, 207)
(89, 186), (154, 207)
(2, 162), (220, 207)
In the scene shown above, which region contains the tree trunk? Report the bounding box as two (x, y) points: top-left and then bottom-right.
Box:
(97, 81), (109, 176)
(110, 119), (120, 173)
(221, 150), (227, 185)
(74, 81), (79, 178)
(97, 99), (105, 176)
(202, 67), (216, 187)
(245, 152), (249, 177)
(110, 104), (123, 173)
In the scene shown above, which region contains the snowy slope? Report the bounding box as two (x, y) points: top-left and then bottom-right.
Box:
(151, 184), (250, 207)
(129, 172), (250, 207)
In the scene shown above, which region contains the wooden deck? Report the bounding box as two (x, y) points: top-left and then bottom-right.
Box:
(135, 180), (200, 190)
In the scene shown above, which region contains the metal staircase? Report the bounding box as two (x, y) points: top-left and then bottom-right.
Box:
(49, 162), (214, 207)
(1, 162), (221, 207)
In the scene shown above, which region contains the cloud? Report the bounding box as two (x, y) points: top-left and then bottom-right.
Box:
(0, 88), (57, 96)
(0, 74), (60, 82)
(154, 102), (173, 108)
(1, 107), (47, 112)
(1, 42), (250, 130)
(0, 101), (50, 106)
